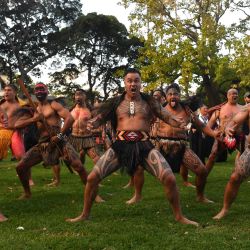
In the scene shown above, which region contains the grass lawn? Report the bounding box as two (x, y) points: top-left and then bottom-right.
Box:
(0, 152), (250, 250)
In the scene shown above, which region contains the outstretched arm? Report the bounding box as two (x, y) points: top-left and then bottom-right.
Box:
(225, 105), (249, 137)
(12, 112), (40, 129)
(154, 104), (183, 128)
(187, 106), (219, 138)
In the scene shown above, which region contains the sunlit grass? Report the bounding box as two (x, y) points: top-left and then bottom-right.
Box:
(0, 152), (250, 249)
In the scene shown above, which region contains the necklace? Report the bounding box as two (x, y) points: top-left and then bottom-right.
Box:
(129, 101), (135, 116)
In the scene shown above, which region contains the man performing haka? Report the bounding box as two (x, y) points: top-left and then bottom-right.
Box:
(213, 104), (250, 219)
(15, 83), (88, 199)
(69, 89), (100, 165)
(130, 83), (219, 204)
(0, 84), (23, 160)
(66, 68), (199, 226)
(206, 89), (243, 174)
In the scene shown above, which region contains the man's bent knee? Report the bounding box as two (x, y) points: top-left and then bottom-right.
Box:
(163, 173), (176, 187)
(230, 172), (242, 184)
(87, 171), (100, 185)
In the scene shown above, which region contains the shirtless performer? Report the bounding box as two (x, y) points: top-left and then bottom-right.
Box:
(213, 104), (250, 219)
(130, 84), (218, 204)
(0, 85), (34, 185)
(66, 68), (199, 226)
(15, 83), (88, 199)
(152, 88), (194, 188)
(206, 89), (243, 174)
(0, 85), (22, 160)
(69, 89), (100, 165)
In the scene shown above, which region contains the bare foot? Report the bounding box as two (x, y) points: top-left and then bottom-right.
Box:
(18, 193), (31, 200)
(47, 180), (60, 187)
(213, 209), (228, 220)
(66, 214), (89, 223)
(197, 196), (214, 203)
(126, 195), (141, 205)
(123, 182), (133, 189)
(29, 179), (35, 186)
(183, 182), (195, 188)
(0, 213), (8, 222)
(95, 195), (105, 203)
(176, 216), (199, 227)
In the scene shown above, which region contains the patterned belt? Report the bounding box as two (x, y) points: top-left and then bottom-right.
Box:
(116, 131), (149, 142)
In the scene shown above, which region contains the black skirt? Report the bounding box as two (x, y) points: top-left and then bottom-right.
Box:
(112, 140), (154, 176)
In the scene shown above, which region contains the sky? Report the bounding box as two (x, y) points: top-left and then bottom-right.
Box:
(31, 0), (246, 91)
(81, 0), (130, 29)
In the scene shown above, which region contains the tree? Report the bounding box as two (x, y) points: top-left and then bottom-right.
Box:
(0, 0), (82, 85)
(121, 0), (249, 105)
(51, 12), (143, 101)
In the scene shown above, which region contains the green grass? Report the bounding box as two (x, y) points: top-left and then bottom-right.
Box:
(0, 153), (250, 249)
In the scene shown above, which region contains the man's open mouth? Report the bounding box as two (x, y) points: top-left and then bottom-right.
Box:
(131, 88), (136, 93)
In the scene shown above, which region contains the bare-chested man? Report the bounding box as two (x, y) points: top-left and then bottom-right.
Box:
(150, 84), (217, 203)
(0, 85), (21, 160)
(15, 83), (88, 200)
(66, 68), (199, 226)
(206, 89), (243, 174)
(69, 89), (100, 164)
(213, 104), (250, 219)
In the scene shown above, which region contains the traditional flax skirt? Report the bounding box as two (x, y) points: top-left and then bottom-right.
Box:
(68, 135), (96, 152)
(112, 130), (154, 176)
(0, 128), (14, 159)
(157, 137), (188, 173)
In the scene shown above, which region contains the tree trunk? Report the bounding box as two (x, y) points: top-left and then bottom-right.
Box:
(202, 74), (221, 106)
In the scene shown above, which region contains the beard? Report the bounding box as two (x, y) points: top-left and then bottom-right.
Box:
(35, 93), (47, 102)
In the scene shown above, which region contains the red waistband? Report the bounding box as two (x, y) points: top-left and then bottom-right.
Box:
(116, 131), (149, 142)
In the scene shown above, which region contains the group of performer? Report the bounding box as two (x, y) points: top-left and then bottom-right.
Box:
(0, 68), (249, 226)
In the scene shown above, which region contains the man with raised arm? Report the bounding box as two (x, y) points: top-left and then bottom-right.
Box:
(214, 104), (250, 219)
(66, 68), (199, 226)
(131, 84), (218, 204)
(15, 83), (88, 199)
(206, 89), (243, 174)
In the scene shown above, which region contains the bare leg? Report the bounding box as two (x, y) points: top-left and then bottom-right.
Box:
(180, 164), (195, 188)
(87, 147), (100, 164)
(182, 148), (213, 203)
(16, 148), (42, 199)
(66, 148), (120, 222)
(123, 176), (134, 189)
(48, 164), (60, 186)
(144, 149), (199, 226)
(0, 212), (8, 222)
(28, 169), (35, 187)
(205, 140), (219, 175)
(126, 166), (144, 204)
(213, 172), (243, 219)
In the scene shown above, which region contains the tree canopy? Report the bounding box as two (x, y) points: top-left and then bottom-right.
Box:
(49, 12), (143, 101)
(121, 0), (250, 105)
(0, 0), (82, 84)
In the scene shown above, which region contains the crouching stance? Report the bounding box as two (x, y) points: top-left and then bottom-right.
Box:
(214, 104), (250, 219)
(15, 83), (88, 199)
(66, 68), (198, 226)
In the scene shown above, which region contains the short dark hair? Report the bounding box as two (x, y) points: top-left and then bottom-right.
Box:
(75, 88), (87, 94)
(123, 68), (141, 78)
(153, 89), (166, 98)
(5, 84), (18, 92)
(166, 83), (180, 94)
